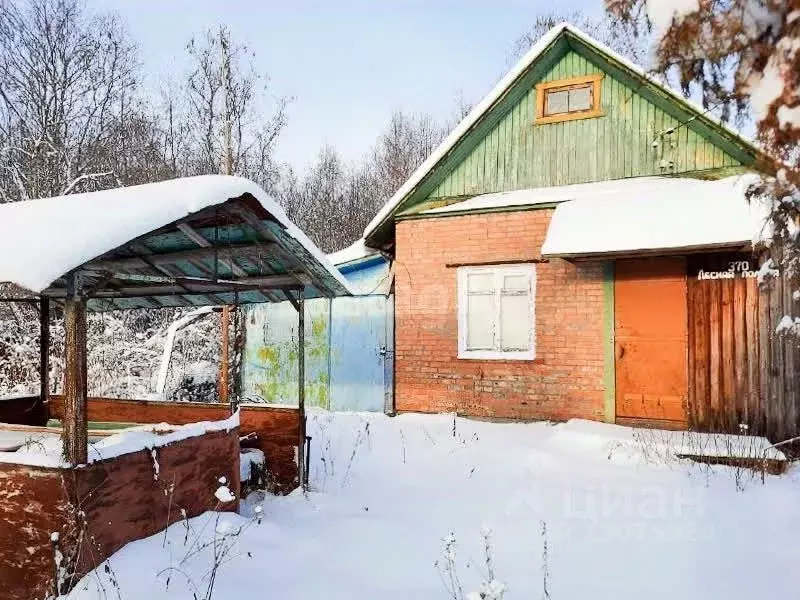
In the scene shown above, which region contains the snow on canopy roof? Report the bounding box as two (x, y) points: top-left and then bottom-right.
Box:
(363, 23), (759, 244)
(540, 175), (768, 258)
(0, 175), (351, 296)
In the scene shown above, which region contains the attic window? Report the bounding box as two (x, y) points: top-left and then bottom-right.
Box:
(535, 74), (604, 125)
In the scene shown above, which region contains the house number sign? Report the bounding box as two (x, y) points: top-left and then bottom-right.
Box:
(695, 260), (757, 280)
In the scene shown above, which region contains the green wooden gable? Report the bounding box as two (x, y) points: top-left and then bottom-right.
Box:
(426, 50), (742, 200)
(365, 26), (760, 247)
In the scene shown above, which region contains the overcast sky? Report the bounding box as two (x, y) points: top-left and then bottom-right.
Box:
(87, 0), (601, 172)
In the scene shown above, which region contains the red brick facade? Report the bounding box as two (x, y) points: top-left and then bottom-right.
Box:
(395, 208), (606, 420)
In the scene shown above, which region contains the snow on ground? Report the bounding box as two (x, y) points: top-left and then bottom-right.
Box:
(63, 411), (800, 600)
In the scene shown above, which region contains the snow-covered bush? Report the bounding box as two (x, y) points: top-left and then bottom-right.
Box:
(0, 303), (223, 402)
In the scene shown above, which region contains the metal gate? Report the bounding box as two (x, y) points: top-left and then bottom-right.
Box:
(241, 295), (393, 412)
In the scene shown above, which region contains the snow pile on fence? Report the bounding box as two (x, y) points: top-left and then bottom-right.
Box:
(0, 411), (239, 468)
(63, 411), (800, 600)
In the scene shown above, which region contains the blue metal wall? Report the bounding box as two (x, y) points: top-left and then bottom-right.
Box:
(241, 254), (393, 412)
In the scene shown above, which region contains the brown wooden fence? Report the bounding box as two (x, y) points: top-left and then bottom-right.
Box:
(47, 396), (302, 490)
(687, 252), (800, 442)
(756, 250), (800, 442)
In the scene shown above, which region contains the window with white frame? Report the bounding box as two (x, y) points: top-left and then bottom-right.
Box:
(457, 264), (536, 360)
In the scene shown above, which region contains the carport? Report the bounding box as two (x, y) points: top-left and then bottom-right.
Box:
(0, 174), (350, 475)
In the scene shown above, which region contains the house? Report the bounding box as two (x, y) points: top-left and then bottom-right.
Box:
(358, 24), (798, 438)
(242, 239), (394, 412)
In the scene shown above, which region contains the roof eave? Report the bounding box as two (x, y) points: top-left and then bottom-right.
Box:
(542, 241), (752, 261)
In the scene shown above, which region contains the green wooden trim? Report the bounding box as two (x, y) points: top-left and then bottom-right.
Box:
(602, 261), (616, 424)
(398, 195), (477, 216)
(395, 202), (561, 222)
(673, 166), (753, 180)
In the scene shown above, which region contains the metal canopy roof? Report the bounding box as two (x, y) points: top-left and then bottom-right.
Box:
(0, 177), (351, 311)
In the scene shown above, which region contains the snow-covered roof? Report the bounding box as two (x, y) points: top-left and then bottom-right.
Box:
(420, 184), (589, 214)
(326, 239), (391, 296)
(327, 238), (381, 266)
(540, 175), (767, 258)
(0, 175), (351, 302)
(363, 23), (758, 243)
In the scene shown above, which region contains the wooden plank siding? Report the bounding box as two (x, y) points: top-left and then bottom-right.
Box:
(687, 253), (800, 442)
(688, 254), (758, 434)
(426, 51), (742, 201)
(761, 247), (800, 441)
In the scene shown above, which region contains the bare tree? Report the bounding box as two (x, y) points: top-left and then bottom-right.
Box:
(177, 27), (289, 191)
(278, 145), (354, 251)
(0, 0), (142, 201)
(277, 111), (447, 252)
(370, 111), (446, 203)
(509, 10), (649, 66)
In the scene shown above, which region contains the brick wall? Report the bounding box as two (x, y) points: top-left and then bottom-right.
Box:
(395, 209), (606, 421)
(0, 426), (239, 600)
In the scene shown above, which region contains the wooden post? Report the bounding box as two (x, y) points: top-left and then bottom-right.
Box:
(218, 27), (233, 406)
(297, 290), (306, 490)
(39, 295), (50, 409)
(219, 305), (230, 403)
(63, 275), (88, 465)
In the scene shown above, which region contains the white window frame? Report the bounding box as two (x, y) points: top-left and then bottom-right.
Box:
(457, 263), (536, 361)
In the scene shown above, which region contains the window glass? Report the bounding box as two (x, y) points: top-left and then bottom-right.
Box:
(467, 272), (494, 294)
(458, 265), (536, 359)
(500, 294), (531, 351)
(503, 274), (528, 293)
(545, 89), (569, 115)
(568, 85), (592, 111)
(467, 294), (495, 350)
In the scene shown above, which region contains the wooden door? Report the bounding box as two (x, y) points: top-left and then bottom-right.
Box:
(615, 257), (688, 424)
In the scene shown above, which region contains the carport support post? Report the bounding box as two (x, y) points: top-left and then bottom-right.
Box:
(39, 295), (50, 409)
(297, 290), (306, 490)
(63, 274), (88, 465)
(219, 305), (230, 403)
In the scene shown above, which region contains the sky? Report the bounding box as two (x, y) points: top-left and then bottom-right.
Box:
(86, 0), (600, 172)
